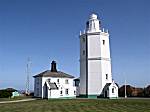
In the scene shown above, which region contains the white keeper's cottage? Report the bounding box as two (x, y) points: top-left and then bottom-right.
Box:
(33, 61), (76, 99)
(79, 13), (118, 98)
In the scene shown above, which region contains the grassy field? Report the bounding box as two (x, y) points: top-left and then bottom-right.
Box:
(0, 99), (150, 112)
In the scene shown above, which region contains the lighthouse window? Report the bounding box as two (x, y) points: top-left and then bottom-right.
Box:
(99, 21), (101, 25)
(106, 74), (108, 80)
(112, 88), (114, 93)
(103, 40), (105, 45)
(86, 21), (89, 29)
(82, 37), (85, 42)
(83, 50), (85, 55)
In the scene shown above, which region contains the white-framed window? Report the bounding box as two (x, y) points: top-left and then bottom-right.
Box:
(65, 79), (69, 84)
(65, 89), (69, 95)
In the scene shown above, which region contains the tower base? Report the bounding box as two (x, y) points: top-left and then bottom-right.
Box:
(79, 94), (98, 99)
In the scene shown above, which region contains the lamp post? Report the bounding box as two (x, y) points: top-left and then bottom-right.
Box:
(125, 79), (127, 98)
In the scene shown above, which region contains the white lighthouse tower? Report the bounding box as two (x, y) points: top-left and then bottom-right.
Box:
(79, 13), (118, 98)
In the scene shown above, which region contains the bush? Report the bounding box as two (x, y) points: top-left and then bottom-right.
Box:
(0, 88), (16, 98)
(0, 90), (12, 98)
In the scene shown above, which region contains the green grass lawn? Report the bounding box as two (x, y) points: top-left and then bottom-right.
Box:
(0, 99), (150, 112)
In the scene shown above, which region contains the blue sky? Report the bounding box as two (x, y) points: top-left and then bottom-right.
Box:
(0, 0), (150, 90)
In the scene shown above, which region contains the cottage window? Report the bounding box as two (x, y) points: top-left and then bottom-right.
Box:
(65, 79), (69, 84)
(65, 89), (69, 95)
(60, 90), (63, 95)
(74, 91), (76, 95)
(57, 79), (59, 84)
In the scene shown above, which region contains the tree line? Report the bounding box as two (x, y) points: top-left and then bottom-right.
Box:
(119, 85), (150, 97)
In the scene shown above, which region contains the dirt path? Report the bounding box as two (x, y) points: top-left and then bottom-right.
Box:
(0, 98), (36, 104)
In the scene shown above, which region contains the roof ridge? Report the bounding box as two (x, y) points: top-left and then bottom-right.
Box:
(33, 70), (74, 78)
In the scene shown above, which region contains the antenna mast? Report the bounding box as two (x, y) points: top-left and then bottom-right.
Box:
(25, 57), (31, 95)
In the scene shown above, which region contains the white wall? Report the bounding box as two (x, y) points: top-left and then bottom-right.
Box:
(88, 34), (101, 58)
(88, 60), (102, 95)
(108, 83), (118, 98)
(100, 33), (111, 59)
(87, 32), (112, 95)
(49, 90), (59, 98)
(79, 31), (113, 96)
(34, 77), (76, 98)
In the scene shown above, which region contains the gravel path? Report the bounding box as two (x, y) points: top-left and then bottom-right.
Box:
(0, 98), (36, 104)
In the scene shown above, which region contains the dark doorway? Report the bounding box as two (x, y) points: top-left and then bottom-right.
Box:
(43, 83), (48, 99)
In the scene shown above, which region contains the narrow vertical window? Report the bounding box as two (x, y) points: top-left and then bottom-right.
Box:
(112, 88), (114, 93)
(57, 79), (59, 84)
(86, 21), (89, 29)
(99, 21), (101, 24)
(82, 37), (85, 42)
(94, 23), (95, 29)
(106, 74), (108, 80)
(74, 91), (76, 95)
(65, 89), (69, 95)
(83, 50), (85, 55)
(60, 90), (63, 95)
(103, 40), (105, 45)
